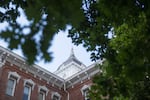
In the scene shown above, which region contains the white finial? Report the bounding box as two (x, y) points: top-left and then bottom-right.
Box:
(71, 47), (74, 54)
(70, 47), (75, 57)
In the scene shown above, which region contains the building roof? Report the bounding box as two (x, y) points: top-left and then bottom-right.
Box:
(0, 46), (102, 90)
(54, 48), (86, 79)
(57, 48), (85, 70)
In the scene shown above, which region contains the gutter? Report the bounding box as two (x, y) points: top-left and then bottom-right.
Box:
(64, 82), (69, 100)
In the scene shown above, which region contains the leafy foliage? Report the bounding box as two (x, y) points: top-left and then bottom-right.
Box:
(77, 0), (150, 99)
(0, 0), (83, 63)
(0, 0), (150, 99)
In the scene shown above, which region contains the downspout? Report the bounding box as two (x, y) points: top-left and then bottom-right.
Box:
(0, 51), (6, 77)
(64, 81), (69, 100)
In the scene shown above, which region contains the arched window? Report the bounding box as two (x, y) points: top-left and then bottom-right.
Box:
(23, 79), (35, 100)
(51, 92), (61, 100)
(81, 85), (91, 100)
(6, 71), (20, 96)
(38, 85), (49, 100)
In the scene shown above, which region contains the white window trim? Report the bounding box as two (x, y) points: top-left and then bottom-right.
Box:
(38, 85), (49, 96)
(51, 92), (61, 100)
(6, 77), (17, 96)
(81, 85), (91, 100)
(39, 90), (46, 100)
(8, 71), (21, 83)
(80, 85), (90, 95)
(23, 84), (32, 100)
(24, 79), (35, 90)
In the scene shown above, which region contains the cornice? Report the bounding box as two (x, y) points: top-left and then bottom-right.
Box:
(0, 46), (65, 89)
(65, 61), (102, 88)
(0, 46), (102, 90)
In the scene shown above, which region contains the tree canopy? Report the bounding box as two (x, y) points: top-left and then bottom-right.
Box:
(0, 0), (150, 99)
(0, 0), (84, 63)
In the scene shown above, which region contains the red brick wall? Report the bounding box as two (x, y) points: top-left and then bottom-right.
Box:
(0, 64), (10, 100)
(0, 62), (94, 100)
(0, 62), (67, 100)
(67, 79), (93, 100)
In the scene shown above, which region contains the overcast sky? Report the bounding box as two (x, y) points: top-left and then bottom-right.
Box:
(0, 30), (92, 72)
(0, 7), (92, 72)
(35, 30), (92, 72)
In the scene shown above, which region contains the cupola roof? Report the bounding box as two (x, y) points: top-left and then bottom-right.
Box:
(54, 48), (86, 79)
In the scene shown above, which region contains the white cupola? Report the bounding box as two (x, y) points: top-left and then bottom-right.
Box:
(54, 48), (86, 79)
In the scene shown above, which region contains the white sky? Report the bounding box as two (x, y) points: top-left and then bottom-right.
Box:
(35, 31), (92, 72)
(0, 7), (92, 72)
(0, 31), (92, 72)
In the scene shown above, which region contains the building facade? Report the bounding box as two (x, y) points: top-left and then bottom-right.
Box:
(0, 46), (101, 100)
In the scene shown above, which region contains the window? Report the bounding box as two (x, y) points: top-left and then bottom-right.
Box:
(81, 85), (91, 100)
(38, 90), (45, 100)
(23, 85), (31, 100)
(52, 95), (59, 100)
(6, 71), (20, 96)
(6, 77), (16, 96)
(51, 92), (61, 100)
(83, 89), (90, 100)
(38, 85), (48, 100)
(23, 79), (35, 100)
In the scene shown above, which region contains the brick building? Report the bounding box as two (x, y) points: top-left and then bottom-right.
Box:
(0, 46), (101, 100)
